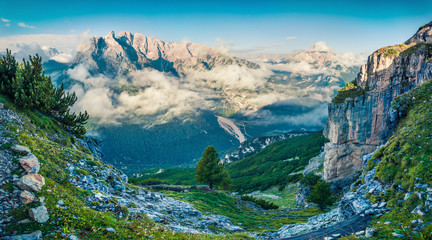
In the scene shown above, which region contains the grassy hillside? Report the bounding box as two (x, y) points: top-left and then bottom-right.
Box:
(130, 131), (327, 195)
(0, 97), (247, 239)
(228, 131), (327, 193)
(347, 80), (432, 239)
(162, 189), (323, 233)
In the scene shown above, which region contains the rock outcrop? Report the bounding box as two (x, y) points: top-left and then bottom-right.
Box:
(323, 21), (432, 182)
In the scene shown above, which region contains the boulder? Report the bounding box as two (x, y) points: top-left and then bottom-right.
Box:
(19, 154), (40, 174)
(69, 234), (79, 240)
(11, 145), (31, 155)
(17, 174), (45, 192)
(365, 228), (376, 238)
(106, 227), (116, 233)
(10, 230), (42, 240)
(29, 206), (49, 223)
(19, 191), (35, 204)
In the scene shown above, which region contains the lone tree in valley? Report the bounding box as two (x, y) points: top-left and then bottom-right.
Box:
(195, 146), (231, 190)
(307, 180), (335, 210)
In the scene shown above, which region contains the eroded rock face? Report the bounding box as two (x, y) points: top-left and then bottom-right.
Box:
(324, 22), (432, 182)
(17, 174), (45, 192)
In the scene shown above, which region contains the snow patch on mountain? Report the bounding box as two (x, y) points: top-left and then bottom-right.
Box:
(217, 116), (246, 143)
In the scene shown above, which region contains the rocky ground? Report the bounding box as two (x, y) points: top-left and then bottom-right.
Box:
(268, 147), (389, 239)
(65, 158), (243, 234)
(0, 105), (26, 238)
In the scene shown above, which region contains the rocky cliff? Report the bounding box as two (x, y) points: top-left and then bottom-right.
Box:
(323, 22), (432, 182)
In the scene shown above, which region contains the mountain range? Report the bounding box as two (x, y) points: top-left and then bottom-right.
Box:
(40, 31), (365, 172)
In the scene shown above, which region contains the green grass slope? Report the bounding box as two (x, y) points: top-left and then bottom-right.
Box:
(162, 189), (323, 234)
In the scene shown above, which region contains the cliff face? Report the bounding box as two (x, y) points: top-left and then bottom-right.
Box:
(323, 22), (432, 182)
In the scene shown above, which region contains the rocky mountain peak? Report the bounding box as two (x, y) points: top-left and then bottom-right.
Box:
(309, 41), (333, 52)
(106, 30), (116, 38)
(405, 21), (432, 44)
(73, 31), (258, 78)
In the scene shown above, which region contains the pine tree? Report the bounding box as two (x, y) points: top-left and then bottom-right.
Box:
(195, 146), (232, 190)
(0, 49), (89, 136)
(307, 180), (335, 210)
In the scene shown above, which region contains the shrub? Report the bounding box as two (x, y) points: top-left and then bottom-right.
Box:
(300, 173), (321, 188)
(240, 195), (279, 210)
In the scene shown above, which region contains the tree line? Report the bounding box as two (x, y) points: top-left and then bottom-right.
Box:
(0, 50), (88, 136)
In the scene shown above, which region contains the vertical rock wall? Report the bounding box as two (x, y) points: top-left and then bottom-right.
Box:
(323, 22), (432, 183)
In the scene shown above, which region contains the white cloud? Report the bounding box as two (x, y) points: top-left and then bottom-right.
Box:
(50, 53), (73, 63)
(1, 18), (10, 27)
(285, 36), (297, 40)
(18, 22), (36, 29)
(0, 32), (90, 57)
(68, 65), (207, 125)
(187, 65), (273, 90)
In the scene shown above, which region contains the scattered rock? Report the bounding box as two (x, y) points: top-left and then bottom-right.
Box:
(11, 145), (31, 155)
(365, 228), (376, 238)
(10, 230), (42, 240)
(17, 174), (45, 192)
(392, 232), (404, 238)
(106, 227), (116, 233)
(57, 200), (64, 206)
(19, 154), (40, 174)
(29, 206), (49, 223)
(17, 219), (32, 224)
(69, 234), (79, 240)
(355, 230), (365, 235)
(412, 205), (425, 216)
(19, 191), (35, 204)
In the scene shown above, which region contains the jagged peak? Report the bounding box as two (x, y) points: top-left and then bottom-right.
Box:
(309, 41), (333, 52)
(405, 21), (432, 44)
(106, 31), (116, 38)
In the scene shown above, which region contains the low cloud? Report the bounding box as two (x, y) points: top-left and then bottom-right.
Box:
(0, 31), (90, 57)
(187, 65), (273, 90)
(285, 36), (297, 40)
(18, 22), (36, 29)
(68, 65), (207, 125)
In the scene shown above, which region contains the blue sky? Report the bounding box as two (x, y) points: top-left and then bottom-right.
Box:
(0, 0), (431, 55)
